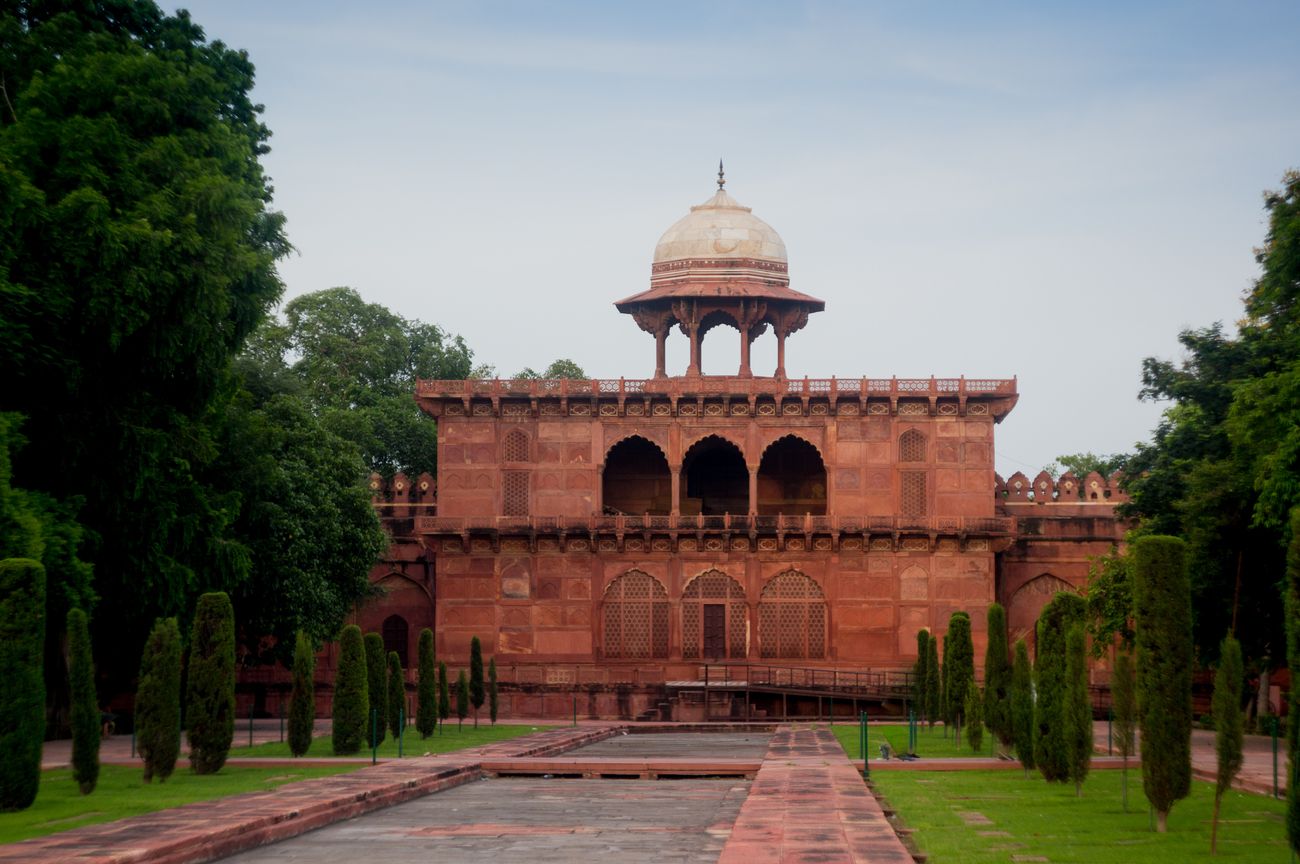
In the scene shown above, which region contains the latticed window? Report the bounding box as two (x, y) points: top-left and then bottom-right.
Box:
(901, 471), (926, 517)
(682, 569), (748, 660)
(502, 470), (529, 516)
(502, 430), (529, 463)
(382, 614), (409, 667)
(757, 570), (827, 659)
(602, 571), (670, 659)
(900, 429), (926, 462)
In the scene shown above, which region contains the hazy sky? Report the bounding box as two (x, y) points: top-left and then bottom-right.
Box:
(180, 1), (1300, 478)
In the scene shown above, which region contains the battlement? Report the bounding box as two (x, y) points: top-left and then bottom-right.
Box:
(367, 471), (436, 515)
(995, 470), (1127, 505)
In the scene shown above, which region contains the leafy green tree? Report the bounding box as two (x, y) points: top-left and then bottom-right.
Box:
(1011, 638), (1035, 777)
(940, 629), (952, 735)
(944, 613), (974, 746)
(1211, 634), (1244, 854)
(332, 625), (368, 755)
(287, 630), (315, 757)
(983, 604), (1013, 755)
(1134, 536), (1193, 833)
(186, 592), (235, 774)
(489, 657), (499, 725)
(0, 2), (291, 692)
(363, 632), (387, 746)
(469, 636), (485, 728)
(455, 669), (469, 730)
(437, 661), (451, 732)
(1285, 509), (1300, 856)
(1064, 624), (1092, 796)
(416, 628), (436, 738)
(912, 630), (928, 719)
(513, 359), (587, 380)
(67, 607), (99, 794)
(924, 633), (940, 730)
(1044, 452), (1127, 479)
(1033, 592), (1085, 782)
(1084, 546), (1135, 657)
(965, 686), (984, 753)
(0, 558), (44, 809)
(1112, 648), (1137, 810)
(387, 652), (405, 740)
(135, 617), (181, 783)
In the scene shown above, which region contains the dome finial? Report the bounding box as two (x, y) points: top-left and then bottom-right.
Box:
(717, 159), (725, 190)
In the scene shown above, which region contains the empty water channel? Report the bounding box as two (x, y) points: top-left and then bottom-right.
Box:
(222, 730), (773, 863)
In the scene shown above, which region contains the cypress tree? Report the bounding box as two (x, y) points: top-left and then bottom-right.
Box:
(332, 624), (368, 755)
(1112, 648), (1137, 810)
(965, 686), (984, 753)
(1287, 509), (1300, 856)
(456, 669), (469, 730)
(438, 660), (451, 732)
(0, 559), (44, 810)
(924, 632), (940, 730)
(489, 657), (499, 725)
(68, 607), (100, 794)
(983, 603), (1013, 755)
(1211, 633), (1244, 854)
(136, 617), (181, 783)
(469, 636), (485, 728)
(363, 632), (387, 745)
(1011, 638), (1035, 776)
(185, 592), (236, 775)
(1064, 623), (1093, 796)
(1033, 591), (1085, 782)
(416, 628), (436, 738)
(940, 630), (952, 736)
(387, 651), (405, 740)
(1133, 535), (1192, 833)
(913, 630), (929, 721)
(944, 612), (974, 746)
(288, 630), (315, 757)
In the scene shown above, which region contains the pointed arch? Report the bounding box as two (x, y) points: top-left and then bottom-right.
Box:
(681, 434), (748, 516)
(603, 435), (671, 515)
(899, 429), (927, 462)
(757, 434), (826, 515)
(382, 614), (409, 667)
(601, 570), (670, 660)
(682, 569), (748, 660)
(758, 570), (827, 659)
(501, 429), (530, 463)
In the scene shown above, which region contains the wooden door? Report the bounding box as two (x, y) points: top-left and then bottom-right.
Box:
(703, 604), (726, 659)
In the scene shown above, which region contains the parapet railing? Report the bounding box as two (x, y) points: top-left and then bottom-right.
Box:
(415, 513), (1015, 535)
(416, 375), (1017, 399)
(693, 663), (916, 696)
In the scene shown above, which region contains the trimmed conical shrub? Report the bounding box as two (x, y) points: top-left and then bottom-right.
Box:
(456, 669), (469, 730)
(0, 558), (45, 810)
(965, 686), (984, 753)
(438, 661), (450, 731)
(1034, 591), (1085, 782)
(924, 632), (940, 729)
(1113, 648), (1137, 809)
(489, 657), (498, 725)
(364, 632), (387, 745)
(944, 612), (974, 745)
(332, 624), (368, 755)
(983, 603), (1013, 754)
(288, 630), (315, 757)
(1287, 509), (1300, 855)
(1011, 638), (1035, 776)
(469, 636), (485, 728)
(68, 607), (100, 794)
(416, 628), (436, 738)
(136, 617), (181, 783)
(387, 651), (405, 740)
(1211, 633), (1244, 853)
(186, 592), (236, 774)
(913, 630), (929, 720)
(1064, 623), (1092, 795)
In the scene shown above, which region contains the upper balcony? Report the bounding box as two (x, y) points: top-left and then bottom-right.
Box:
(416, 375), (1016, 400)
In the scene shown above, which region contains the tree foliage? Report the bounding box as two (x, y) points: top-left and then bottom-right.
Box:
(287, 630), (315, 757)
(912, 630), (928, 719)
(944, 613), (974, 744)
(331, 625), (367, 755)
(1211, 633), (1244, 854)
(1112, 648), (1137, 810)
(67, 607), (99, 794)
(386, 651), (404, 740)
(1064, 624), (1092, 795)
(1010, 638), (1035, 775)
(965, 686), (984, 753)
(489, 657), (498, 725)
(983, 603), (1013, 752)
(469, 636), (484, 728)
(513, 359), (587, 380)
(0, 558), (45, 809)
(416, 628), (436, 738)
(1084, 545), (1135, 656)
(924, 633), (941, 729)
(1285, 509), (1300, 854)
(185, 592), (235, 775)
(1044, 452), (1126, 479)
(1034, 591), (1085, 782)
(363, 632), (387, 746)
(1134, 536), (1193, 832)
(437, 660), (450, 728)
(135, 617), (181, 783)
(455, 669), (469, 730)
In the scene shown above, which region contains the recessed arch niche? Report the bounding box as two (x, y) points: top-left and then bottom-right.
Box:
(681, 435), (748, 516)
(602, 436), (671, 515)
(757, 435), (826, 515)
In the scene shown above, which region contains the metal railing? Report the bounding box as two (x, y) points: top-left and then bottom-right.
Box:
(693, 663), (915, 697)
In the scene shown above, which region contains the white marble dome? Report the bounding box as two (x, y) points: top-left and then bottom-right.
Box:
(652, 187), (787, 264)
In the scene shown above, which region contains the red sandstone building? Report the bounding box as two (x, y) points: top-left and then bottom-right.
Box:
(330, 175), (1126, 720)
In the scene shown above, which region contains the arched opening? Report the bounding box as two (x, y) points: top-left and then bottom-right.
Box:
(749, 324), (777, 377)
(699, 310), (740, 376)
(757, 435), (826, 515)
(758, 570), (827, 659)
(900, 429), (927, 462)
(1007, 573), (1078, 659)
(682, 570), (748, 660)
(603, 436), (671, 515)
(681, 435), (748, 516)
(601, 570), (670, 660)
(382, 614), (409, 667)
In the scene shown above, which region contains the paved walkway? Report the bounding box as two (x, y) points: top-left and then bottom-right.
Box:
(1092, 725), (1288, 796)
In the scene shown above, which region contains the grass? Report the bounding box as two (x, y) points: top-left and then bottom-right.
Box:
(225, 721), (554, 759)
(831, 722), (999, 760)
(869, 768), (1287, 862)
(0, 763), (358, 845)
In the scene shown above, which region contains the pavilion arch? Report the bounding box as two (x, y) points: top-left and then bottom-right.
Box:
(698, 309), (743, 376)
(681, 569), (748, 660)
(1006, 573), (1078, 656)
(758, 570), (827, 660)
(601, 570), (670, 660)
(602, 435), (671, 515)
(681, 434), (748, 516)
(899, 429), (927, 462)
(757, 434), (826, 515)
(382, 614), (410, 666)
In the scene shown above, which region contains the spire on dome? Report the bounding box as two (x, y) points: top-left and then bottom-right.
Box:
(717, 159), (725, 190)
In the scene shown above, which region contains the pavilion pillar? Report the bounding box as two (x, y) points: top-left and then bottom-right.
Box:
(670, 465), (681, 517)
(687, 327), (702, 377)
(739, 329), (752, 378)
(748, 469), (758, 516)
(775, 332), (787, 379)
(654, 328), (668, 378)
(595, 465), (604, 513)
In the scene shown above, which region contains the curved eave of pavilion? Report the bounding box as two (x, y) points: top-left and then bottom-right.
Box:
(614, 281), (826, 312)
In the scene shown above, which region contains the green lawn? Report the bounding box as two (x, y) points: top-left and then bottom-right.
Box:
(831, 722), (997, 760)
(225, 722), (553, 759)
(870, 768), (1287, 863)
(0, 764), (358, 845)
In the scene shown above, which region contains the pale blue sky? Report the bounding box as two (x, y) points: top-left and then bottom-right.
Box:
(179, 1), (1300, 477)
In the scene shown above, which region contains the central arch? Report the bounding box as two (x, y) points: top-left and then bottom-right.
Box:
(757, 435), (826, 515)
(680, 435), (748, 516)
(603, 436), (671, 515)
(681, 570), (748, 660)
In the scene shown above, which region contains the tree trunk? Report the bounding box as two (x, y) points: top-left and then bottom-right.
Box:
(1121, 755), (1128, 811)
(1211, 791), (1222, 854)
(1156, 809), (1168, 833)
